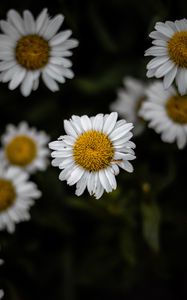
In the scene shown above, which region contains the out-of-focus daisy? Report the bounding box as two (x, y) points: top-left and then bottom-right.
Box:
(0, 8), (78, 96)
(145, 19), (187, 95)
(139, 81), (187, 149)
(0, 163), (41, 233)
(1, 122), (49, 173)
(0, 290), (4, 299)
(110, 77), (146, 136)
(49, 112), (136, 199)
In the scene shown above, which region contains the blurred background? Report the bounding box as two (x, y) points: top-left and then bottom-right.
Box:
(0, 0), (187, 299)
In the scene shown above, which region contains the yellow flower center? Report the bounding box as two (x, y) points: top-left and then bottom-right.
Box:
(15, 35), (50, 70)
(166, 95), (187, 123)
(73, 130), (114, 172)
(168, 31), (187, 68)
(0, 179), (16, 212)
(5, 135), (37, 166)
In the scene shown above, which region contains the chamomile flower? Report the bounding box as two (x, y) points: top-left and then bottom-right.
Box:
(0, 163), (41, 233)
(1, 122), (49, 173)
(0, 8), (79, 96)
(49, 112), (136, 199)
(139, 81), (187, 149)
(110, 77), (146, 136)
(145, 19), (187, 95)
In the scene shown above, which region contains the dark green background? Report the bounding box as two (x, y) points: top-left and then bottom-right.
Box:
(0, 0), (187, 299)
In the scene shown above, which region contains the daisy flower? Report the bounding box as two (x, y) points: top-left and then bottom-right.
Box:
(110, 77), (146, 136)
(0, 8), (79, 96)
(0, 163), (41, 233)
(145, 19), (187, 95)
(49, 112), (136, 199)
(1, 122), (50, 173)
(139, 81), (187, 149)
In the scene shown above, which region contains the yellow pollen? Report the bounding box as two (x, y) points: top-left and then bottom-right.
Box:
(168, 31), (187, 68)
(73, 130), (114, 172)
(15, 35), (50, 70)
(166, 95), (187, 124)
(0, 179), (16, 211)
(5, 135), (37, 166)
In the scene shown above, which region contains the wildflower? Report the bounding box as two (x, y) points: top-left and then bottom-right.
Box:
(49, 112), (136, 199)
(1, 122), (49, 173)
(139, 81), (187, 149)
(0, 9), (78, 96)
(0, 162), (41, 233)
(145, 19), (187, 95)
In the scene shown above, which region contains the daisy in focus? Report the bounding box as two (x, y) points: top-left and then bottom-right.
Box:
(139, 81), (187, 149)
(145, 19), (187, 95)
(0, 162), (41, 233)
(0, 8), (79, 96)
(49, 112), (136, 199)
(110, 77), (146, 136)
(1, 122), (49, 173)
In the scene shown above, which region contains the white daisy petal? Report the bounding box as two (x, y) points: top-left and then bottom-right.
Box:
(0, 20), (20, 40)
(80, 115), (92, 131)
(155, 22), (174, 37)
(20, 72), (34, 97)
(36, 8), (48, 33)
(176, 68), (187, 95)
(9, 67), (26, 90)
(23, 10), (36, 34)
(8, 10), (25, 35)
(50, 30), (72, 46)
(43, 14), (64, 40)
(103, 112), (118, 134)
(163, 66), (178, 89)
(42, 72), (59, 92)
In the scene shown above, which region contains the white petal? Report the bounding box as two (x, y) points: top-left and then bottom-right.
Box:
(118, 161), (134, 173)
(147, 56), (169, 69)
(9, 67), (26, 90)
(155, 22), (174, 37)
(50, 30), (72, 46)
(99, 169), (113, 193)
(145, 46), (167, 56)
(0, 20), (20, 40)
(80, 115), (92, 131)
(20, 71), (34, 97)
(176, 68), (187, 95)
(67, 167), (85, 186)
(64, 120), (77, 137)
(42, 72), (59, 92)
(163, 66), (178, 89)
(103, 112), (118, 134)
(155, 60), (175, 78)
(43, 15), (64, 40)
(109, 123), (133, 141)
(23, 10), (36, 34)
(93, 114), (104, 131)
(8, 9), (25, 35)
(105, 168), (117, 190)
(36, 8), (48, 33)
